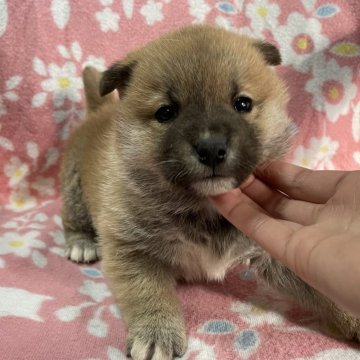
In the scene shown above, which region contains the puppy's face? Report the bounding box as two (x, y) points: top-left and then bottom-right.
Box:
(100, 26), (293, 196)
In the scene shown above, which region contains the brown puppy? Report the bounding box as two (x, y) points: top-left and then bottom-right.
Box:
(61, 25), (359, 360)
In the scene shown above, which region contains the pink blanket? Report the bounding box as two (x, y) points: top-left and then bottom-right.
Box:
(1, 1), (360, 359)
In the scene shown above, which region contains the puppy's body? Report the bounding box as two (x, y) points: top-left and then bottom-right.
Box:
(61, 26), (360, 360)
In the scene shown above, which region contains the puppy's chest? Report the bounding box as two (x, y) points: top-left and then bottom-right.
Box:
(130, 200), (250, 281)
(173, 236), (241, 282)
(170, 217), (246, 281)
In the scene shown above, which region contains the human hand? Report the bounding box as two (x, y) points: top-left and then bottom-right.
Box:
(211, 161), (360, 317)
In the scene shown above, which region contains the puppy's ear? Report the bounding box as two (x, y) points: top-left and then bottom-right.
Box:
(99, 61), (136, 97)
(254, 42), (281, 66)
(83, 66), (114, 112)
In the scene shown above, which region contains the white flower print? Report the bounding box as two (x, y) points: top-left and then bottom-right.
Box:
(231, 299), (288, 326)
(0, 231), (45, 257)
(2, 140), (58, 210)
(273, 12), (330, 72)
(295, 348), (360, 360)
(182, 337), (216, 359)
(43, 147), (60, 170)
(0, 75), (22, 117)
(6, 187), (37, 212)
(79, 280), (112, 303)
(32, 43), (104, 139)
(1, 205), (63, 267)
(301, 0), (317, 13)
(140, 0), (164, 25)
(292, 136), (339, 170)
(122, 0), (135, 19)
(188, 0), (211, 23)
(26, 141), (39, 162)
(2, 203), (52, 233)
(215, 15), (233, 31)
(245, 0), (280, 35)
(4, 156), (29, 187)
(305, 59), (357, 123)
(107, 346), (127, 360)
(95, 7), (120, 32)
(215, 16), (260, 39)
(0, 0), (8, 37)
(0, 123), (14, 151)
(234, 0), (244, 12)
(53, 104), (84, 140)
(55, 270), (119, 338)
(41, 62), (82, 107)
(292, 145), (315, 169)
(49, 229), (65, 256)
(31, 176), (56, 196)
(82, 55), (106, 72)
(51, 0), (70, 30)
(238, 26), (260, 39)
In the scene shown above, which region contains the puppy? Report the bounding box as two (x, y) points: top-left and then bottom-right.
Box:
(61, 25), (360, 360)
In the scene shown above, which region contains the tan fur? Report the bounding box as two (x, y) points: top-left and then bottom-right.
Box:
(61, 25), (359, 360)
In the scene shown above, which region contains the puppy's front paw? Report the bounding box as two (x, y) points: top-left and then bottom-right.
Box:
(127, 322), (187, 360)
(64, 232), (101, 263)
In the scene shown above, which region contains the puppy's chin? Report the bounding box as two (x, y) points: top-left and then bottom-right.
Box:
(191, 177), (238, 197)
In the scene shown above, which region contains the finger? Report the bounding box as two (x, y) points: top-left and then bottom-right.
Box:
(213, 188), (267, 214)
(241, 177), (322, 225)
(257, 161), (347, 203)
(211, 191), (298, 261)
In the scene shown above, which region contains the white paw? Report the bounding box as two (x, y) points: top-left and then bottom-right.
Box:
(65, 242), (101, 263)
(131, 340), (173, 360)
(127, 324), (187, 360)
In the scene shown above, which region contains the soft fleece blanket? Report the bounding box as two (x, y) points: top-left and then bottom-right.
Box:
(1, 1), (360, 359)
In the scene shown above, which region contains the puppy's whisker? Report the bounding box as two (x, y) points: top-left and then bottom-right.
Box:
(172, 168), (191, 184)
(157, 159), (183, 166)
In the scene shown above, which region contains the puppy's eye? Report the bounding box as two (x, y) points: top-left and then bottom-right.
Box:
(155, 105), (178, 123)
(234, 96), (253, 113)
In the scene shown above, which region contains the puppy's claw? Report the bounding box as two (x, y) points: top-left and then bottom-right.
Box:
(66, 244), (101, 263)
(127, 325), (187, 360)
(65, 238), (101, 263)
(129, 341), (181, 360)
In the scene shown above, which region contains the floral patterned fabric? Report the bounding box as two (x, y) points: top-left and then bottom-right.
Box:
(1, 1), (360, 359)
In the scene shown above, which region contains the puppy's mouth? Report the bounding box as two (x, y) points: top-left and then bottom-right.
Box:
(202, 172), (226, 180)
(191, 175), (238, 197)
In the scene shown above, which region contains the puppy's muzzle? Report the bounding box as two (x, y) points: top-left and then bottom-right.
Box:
(195, 136), (227, 168)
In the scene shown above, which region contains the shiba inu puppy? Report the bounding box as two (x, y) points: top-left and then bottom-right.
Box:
(61, 25), (359, 360)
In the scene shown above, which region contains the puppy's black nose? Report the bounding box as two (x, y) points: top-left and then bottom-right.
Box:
(195, 137), (227, 167)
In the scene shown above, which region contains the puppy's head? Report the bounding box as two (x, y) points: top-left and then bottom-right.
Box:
(100, 25), (293, 197)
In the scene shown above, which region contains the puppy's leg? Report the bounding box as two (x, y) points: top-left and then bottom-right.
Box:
(60, 66), (113, 263)
(250, 251), (360, 341)
(102, 244), (187, 360)
(61, 163), (100, 263)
